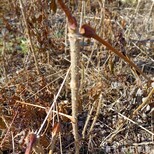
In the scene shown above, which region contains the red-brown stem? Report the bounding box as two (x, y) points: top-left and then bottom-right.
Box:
(92, 34), (150, 81)
(25, 134), (37, 154)
(80, 24), (150, 81)
(57, 0), (77, 29)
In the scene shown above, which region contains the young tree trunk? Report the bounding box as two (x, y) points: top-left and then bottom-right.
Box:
(68, 30), (80, 154)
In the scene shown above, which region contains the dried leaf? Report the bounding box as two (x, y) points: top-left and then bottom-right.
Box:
(58, 101), (69, 122)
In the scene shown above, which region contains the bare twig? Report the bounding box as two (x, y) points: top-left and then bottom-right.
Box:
(88, 94), (103, 135)
(0, 111), (18, 148)
(19, 0), (40, 74)
(82, 100), (95, 139)
(36, 67), (70, 136)
(133, 87), (154, 116)
(1, 29), (8, 82)
(16, 100), (75, 123)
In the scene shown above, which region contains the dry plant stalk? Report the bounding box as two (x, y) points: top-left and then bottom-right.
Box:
(68, 30), (80, 154)
(0, 111), (18, 148)
(57, 0), (80, 153)
(88, 94), (102, 135)
(2, 37), (8, 81)
(16, 100), (75, 123)
(82, 101), (95, 139)
(49, 123), (60, 154)
(19, 0), (40, 74)
(82, 94), (103, 139)
(133, 87), (154, 116)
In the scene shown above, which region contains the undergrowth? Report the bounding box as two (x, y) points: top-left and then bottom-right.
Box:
(0, 0), (154, 153)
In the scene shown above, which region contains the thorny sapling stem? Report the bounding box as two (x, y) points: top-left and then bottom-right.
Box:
(57, 1), (80, 153)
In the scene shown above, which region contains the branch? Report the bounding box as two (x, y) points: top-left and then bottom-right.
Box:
(57, 0), (77, 30)
(80, 24), (150, 81)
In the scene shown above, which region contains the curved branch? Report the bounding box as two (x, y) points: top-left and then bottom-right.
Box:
(57, 0), (77, 30)
(80, 24), (150, 81)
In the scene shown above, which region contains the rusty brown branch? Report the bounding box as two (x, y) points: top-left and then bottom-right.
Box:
(57, 0), (77, 30)
(80, 24), (150, 81)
